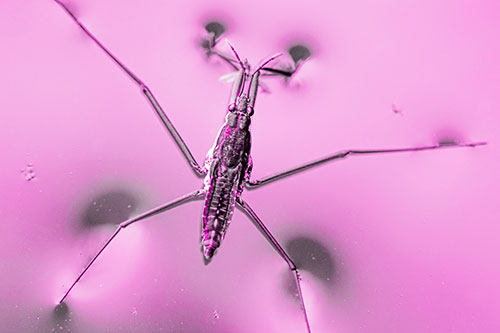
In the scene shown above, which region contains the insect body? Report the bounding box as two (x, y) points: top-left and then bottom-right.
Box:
(201, 72), (253, 261)
(53, 1), (486, 332)
(201, 50), (281, 261)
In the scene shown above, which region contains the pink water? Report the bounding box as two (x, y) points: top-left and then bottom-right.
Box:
(1, 0), (499, 332)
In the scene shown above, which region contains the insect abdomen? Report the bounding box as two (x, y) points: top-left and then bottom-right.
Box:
(201, 173), (239, 262)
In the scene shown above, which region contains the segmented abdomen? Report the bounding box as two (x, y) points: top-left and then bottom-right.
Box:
(201, 170), (240, 261)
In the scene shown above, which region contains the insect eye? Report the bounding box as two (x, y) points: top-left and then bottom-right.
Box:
(228, 103), (236, 112)
(246, 106), (254, 116)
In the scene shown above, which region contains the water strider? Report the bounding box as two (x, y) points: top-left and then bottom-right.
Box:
(53, 1), (486, 331)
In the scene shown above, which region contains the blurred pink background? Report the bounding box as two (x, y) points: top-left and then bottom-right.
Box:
(1, 0), (498, 332)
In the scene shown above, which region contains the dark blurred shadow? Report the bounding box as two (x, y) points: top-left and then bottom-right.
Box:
(282, 235), (338, 300)
(288, 44), (312, 65)
(80, 190), (139, 228)
(286, 236), (335, 284)
(51, 302), (73, 331)
(200, 20), (226, 54)
(438, 138), (459, 146)
(205, 21), (226, 40)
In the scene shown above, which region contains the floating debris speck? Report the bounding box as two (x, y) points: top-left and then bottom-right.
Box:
(21, 163), (36, 181)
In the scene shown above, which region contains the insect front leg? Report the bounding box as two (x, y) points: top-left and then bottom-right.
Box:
(246, 141), (486, 189)
(59, 190), (205, 304)
(236, 198), (311, 333)
(53, 0), (206, 177)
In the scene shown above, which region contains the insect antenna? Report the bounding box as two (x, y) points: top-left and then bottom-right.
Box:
(246, 53), (283, 101)
(225, 40), (246, 73)
(252, 52), (283, 76)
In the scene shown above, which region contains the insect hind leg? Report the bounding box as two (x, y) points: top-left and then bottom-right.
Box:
(236, 198), (312, 333)
(58, 190), (204, 304)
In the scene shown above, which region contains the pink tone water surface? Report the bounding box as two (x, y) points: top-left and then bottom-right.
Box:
(1, 0), (499, 332)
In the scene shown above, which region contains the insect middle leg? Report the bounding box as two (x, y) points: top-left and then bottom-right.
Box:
(59, 189), (205, 304)
(53, 0), (206, 177)
(245, 141), (487, 189)
(236, 198), (311, 333)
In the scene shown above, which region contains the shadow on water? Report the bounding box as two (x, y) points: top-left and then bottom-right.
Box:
(200, 20), (226, 55)
(50, 302), (73, 331)
(80, 190), (139, 229)
(287, 44), (312, 65)
(282, 235), (339, 301)
(205, 21), (226, 40)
